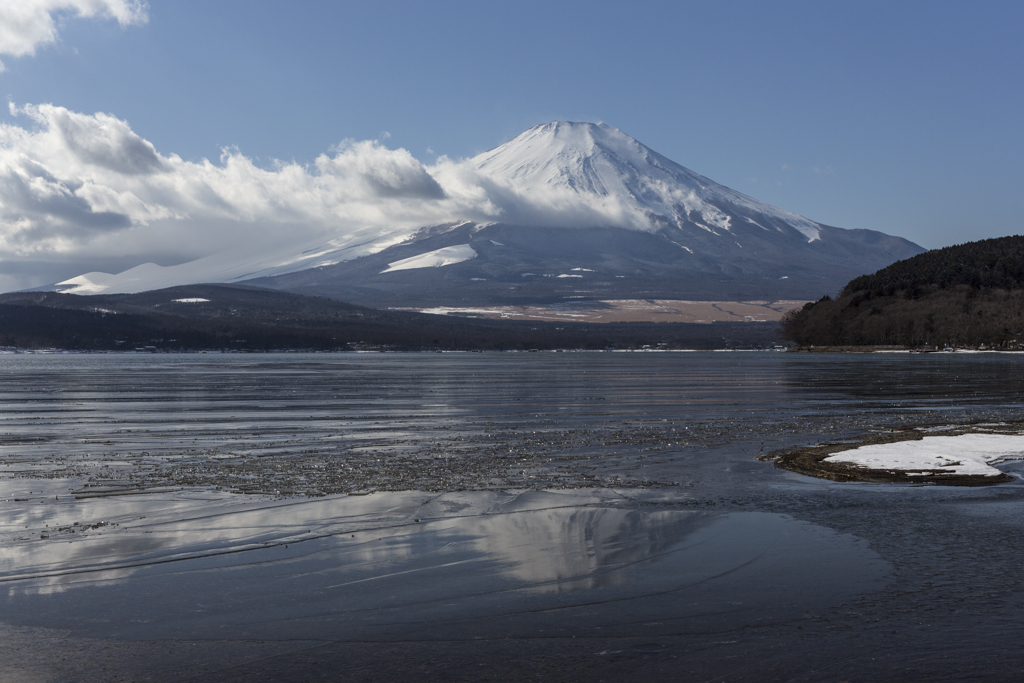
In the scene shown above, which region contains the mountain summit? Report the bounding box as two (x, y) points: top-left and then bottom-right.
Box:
(53, 121), (923, 305)
(473, 121), (821, 242)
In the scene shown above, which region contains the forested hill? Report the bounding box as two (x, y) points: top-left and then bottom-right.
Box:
(841, 235), (1024, 296)
(782, 235), (1024, 348)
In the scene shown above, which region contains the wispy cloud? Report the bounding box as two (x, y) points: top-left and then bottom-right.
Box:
(0, 104), (498, 265)
(0, 103), (817, 291)
(0, 0), (147, 71)
(0, 103), (693, 290)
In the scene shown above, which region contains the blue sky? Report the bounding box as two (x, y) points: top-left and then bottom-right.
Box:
(0, 0), (1022, 289)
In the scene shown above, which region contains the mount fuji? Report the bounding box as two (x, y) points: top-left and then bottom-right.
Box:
(53, 122), (923, 305)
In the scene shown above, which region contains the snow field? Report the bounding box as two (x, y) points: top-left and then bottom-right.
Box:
(824, 433), (1024, 477)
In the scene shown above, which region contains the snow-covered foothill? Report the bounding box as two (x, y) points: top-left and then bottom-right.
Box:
(54, 225), (414, 294)
(381, 244), (477, 273)
(824, 433), (1024, 477)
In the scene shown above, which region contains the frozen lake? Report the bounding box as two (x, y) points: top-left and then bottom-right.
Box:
(3, 352), (1024, 681)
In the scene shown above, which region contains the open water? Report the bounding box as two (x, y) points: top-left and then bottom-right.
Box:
(2, 352), (1024, 681)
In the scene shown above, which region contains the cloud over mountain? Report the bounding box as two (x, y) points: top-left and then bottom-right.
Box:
(0, 108), (923, 297)
(0, 104), (486, 275)
(1, 106), (728, 290)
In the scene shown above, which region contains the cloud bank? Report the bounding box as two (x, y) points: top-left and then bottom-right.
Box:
(0, 1), (147, 71)
(0, 103), (660, 291)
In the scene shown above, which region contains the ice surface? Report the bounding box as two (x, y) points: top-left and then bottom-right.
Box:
(0, 485), (887, 650)
(824, 433), (1024, 477)
(380, 244), (477, 273)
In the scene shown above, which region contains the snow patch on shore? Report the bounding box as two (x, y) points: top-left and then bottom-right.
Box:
(824, 433), (1024, 477)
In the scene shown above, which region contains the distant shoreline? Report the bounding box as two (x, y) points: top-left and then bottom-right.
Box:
(0, 347), (789, 355)
(789, 345), (1024, 353)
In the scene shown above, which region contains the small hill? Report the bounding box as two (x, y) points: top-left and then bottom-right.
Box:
(781, 235), (1024, 348)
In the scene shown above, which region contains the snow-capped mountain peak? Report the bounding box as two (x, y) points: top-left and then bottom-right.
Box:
(473, 121), (822, 242)
(475, 121), (675, 191)
(473, 122), (654, 192)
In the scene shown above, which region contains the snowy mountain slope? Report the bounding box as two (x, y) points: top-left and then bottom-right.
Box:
(251, 220), (922, 308)
(381, 244), (477, 273)
(52, 223), (419, 295)
(472, 121), (823, 242)
(50, 121), (923, 302)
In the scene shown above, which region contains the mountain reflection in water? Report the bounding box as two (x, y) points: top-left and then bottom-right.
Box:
(464, 507), (702, 592)
(1, 488), (887, 649)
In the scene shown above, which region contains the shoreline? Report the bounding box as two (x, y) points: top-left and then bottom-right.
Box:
(789, 345), (1024, 353)
(762, 423), (1024, 485)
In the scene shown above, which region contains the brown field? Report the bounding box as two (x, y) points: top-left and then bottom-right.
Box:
(398, 299), (809, 324)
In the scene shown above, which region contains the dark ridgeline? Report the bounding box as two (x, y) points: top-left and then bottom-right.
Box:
(0, 284), (780, 351)
(781, 235), (1024, 348)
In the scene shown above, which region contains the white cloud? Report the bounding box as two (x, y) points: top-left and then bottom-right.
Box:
(0, 103), (513, 288)
(0, 103), (682, 291)
(0, 1), (147, 71)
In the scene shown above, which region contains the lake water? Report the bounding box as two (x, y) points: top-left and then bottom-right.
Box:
(3, 352), (1024, 681)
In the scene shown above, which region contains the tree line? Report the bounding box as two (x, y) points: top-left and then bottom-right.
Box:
(782, 235), (1024, 348)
